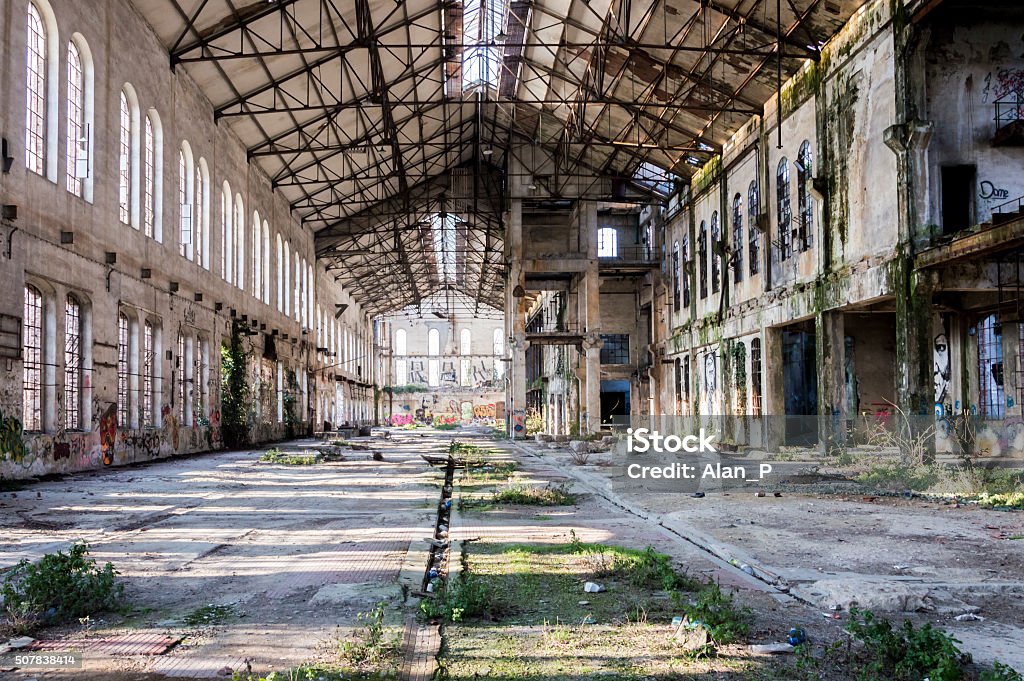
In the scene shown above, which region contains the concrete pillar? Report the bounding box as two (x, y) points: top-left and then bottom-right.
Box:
(507, 199), (527, 437)
(579, 202), (603, 433)
(762, 327), (785, 450)
(816, 310), (846, 452)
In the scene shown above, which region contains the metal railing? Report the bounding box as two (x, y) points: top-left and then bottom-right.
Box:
(992, 194), (1024, 218)
(598, 245), (657, 262)
(995, 88), (1024, 130)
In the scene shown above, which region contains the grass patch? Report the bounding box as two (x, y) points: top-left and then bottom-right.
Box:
(460, 482), (576, 510)
(1, 542), (123, 635)
(183, 603), (235, 627)
(976, 490), (1024, 510)
(232, 665), (393, 681)
(260, 448), (320, 465)
(435, 536), (751, 679)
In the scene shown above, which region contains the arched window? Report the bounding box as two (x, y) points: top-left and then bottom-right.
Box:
(64, 295), (82, 430)
(117, 313), (130, 426)
(428, 328), (440, 355)
(698, 220), (707, 299)
(196, 160), (209, 268)
(276, 234), (284, 312)
(682, 235), (691, 308)
(395, 328), (407, 355)
(283, 241), (291, 316)
(395, 328), (408, 385)
(294, 251), (301, 321)
(143, 113), (157, 239)
(307, 262), (314, 327)
(178, 144), (193, 259)
(797, 140), (814, 252)
(710, 211), (720, 294)
(118, 88), (136, 225)
(460, 329), (471, 354)
(263, 221), (271, 304)
(672, 240), (681, 311)
(65, 40), (86, 196)
(597, 227), (618, 258)
(23, 285), (44, 431)
(252, 211), (262, 299)
(25, 2), (51, 176)
(732, 194), (743, 283)
(777, 158), (791, 261)
(748, 181), (760, 276)
(235, 195), (245, 289)
(221, 185), (233, 281)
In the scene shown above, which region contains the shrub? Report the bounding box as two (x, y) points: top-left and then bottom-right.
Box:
(845, 607), (964, 681)
(419, 572), (496, 622)
(2, 542), (123, 633)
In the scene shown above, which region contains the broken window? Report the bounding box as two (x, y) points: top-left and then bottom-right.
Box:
(118, 90), (132, 223)
(682, 236), (691, 308)
(117, 313), (130, 426)
(751, 337), (763, 417)
(711, 211), (721, 294)
(66, 40), (86, 196)
(796, 141), (814, 251)
(143, 114), (155, 238)
(143, 321), (154, 427)
(698, 221), (708, 299)
(25, 2), (47, 176)
(777, 159), (791, 261)
(23, 285), (44, 432)
(941, 165), (976, 236)
(748, 181), (760, 276)
(600, 334), (629, 365)
(177, 332), (185, 423)
(732, 194), (743, 283)
(64, 295), (82, 430)
(977, 314), (1005, 419)
(674, 357), (682, 407)
(672, 240), (681, 311)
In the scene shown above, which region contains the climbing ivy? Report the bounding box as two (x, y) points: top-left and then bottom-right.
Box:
(220, 322), (252, 449)
(283, 369), (299, 439)
(0, 411), (27, 463)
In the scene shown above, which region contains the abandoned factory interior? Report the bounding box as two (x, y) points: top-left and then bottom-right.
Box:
(4, 0), (1024, 678)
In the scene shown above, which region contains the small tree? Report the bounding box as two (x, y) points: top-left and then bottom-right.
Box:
(220, 322), (251, 449)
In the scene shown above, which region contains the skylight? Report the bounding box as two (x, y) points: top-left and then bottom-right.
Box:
(634, 161), (678, 197)
(432, 213), (458, 283)
(463, 0), (509, 90)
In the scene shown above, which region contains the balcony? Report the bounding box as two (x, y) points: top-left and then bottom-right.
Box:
(992, 88), (1024, 147)
(525, 320), (584, 346)
(597, 245), (659, 272)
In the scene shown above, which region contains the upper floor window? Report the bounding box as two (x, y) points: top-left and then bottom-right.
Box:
(732, 194), (743, 283)
(195, 161), (208, 268)
(493, 328), (505, 379)
(276, 234), (284, 312)
(394, 328), (407, 356)
(25, 2), (49, 176)
(796, 140), (814, 252)
(252, 211), (262, 299)
(599, 334), (630, 364)
(597, 227), (618, 258)
(682, 235), (691, 308)
(460, 329), (471, 355)
(262, 220), (271, 304)
(118, 88), (135, 224)
(66, 38), (92, 196)
(428, 328), (440, 355)
(235, 194), (245, 289)
(142, 114), (161, 244)
(178, 146), (192, 257)
(710, 211), (721, 294)
(777, 159), (792, 261)
(221, 185), (233, 282)
(698, 221), (708, 299)
(748, 181), (760, 276)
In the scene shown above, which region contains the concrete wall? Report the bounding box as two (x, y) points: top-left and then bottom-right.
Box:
(0, 0), (377, 479)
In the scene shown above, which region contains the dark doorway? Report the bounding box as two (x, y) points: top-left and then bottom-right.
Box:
(783, 327), (818, 445)
(941, 165), (976, 236)
(600, 379), (630, 427)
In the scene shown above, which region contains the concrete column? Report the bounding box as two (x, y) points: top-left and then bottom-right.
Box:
(507, 199), (527, 437)
(762, 327), (785, 450)
(816, 310), (846, 452)
(579, 202), (603, 433)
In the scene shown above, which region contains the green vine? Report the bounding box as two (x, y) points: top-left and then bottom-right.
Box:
(220, 321), (252, 449)
(283, 369), (299, 438)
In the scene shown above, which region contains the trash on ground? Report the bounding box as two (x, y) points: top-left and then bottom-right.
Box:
(954, 613), (985, 622)
(583, 581), (605, 593)
(750, 643), (797, 654)
(787, 627), (807, 646)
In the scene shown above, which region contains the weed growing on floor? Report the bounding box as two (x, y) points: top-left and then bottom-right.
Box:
(339, 602), (401, 669)
(843, 607), (965, 681)
(233, 664), (395, 681)
(183, 603), (235, 626)
(260, 448), (320, 465)
(976, 490), (1024, 510)
(1, 542), (123, 634)
(981, 661), (1024, 681)
(492, 482), (576, 506)
(435, 423), (459, 431)
(420, 545), (500, 623)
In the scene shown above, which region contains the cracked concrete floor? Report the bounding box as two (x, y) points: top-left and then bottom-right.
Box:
(0, 434), (445, 679)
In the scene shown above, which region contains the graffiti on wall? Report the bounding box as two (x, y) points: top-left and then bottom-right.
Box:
(0, 409), (28, 463)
